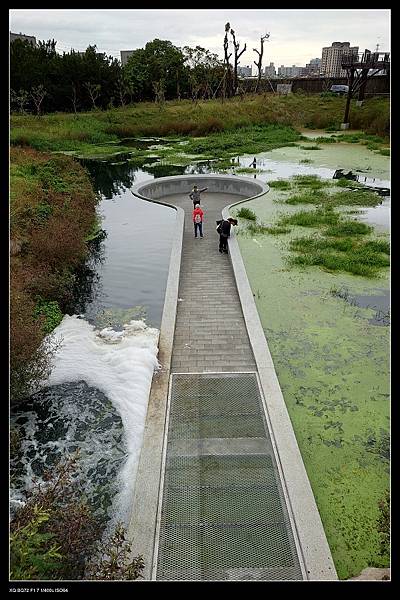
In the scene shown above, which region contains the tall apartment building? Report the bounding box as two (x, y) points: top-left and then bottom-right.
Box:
(302, 57), (322, 77)
(10, 31), (36, 46)
(321, 42), (358, 77)
(237, 65), (252, 77)
(120, 50), (134, 66)
(278, 65), (301, 78)
(264, 62), (276, 77)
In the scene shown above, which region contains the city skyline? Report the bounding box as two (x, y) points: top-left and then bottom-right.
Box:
(10, 8), (390, 68)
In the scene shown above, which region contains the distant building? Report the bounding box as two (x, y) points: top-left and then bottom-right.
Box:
(278, 65), (301, 78)
(321, 42), (358, 77)
(10, 31), (36, 46)
(264, 62), (276, 77)
(237, 65), (252, 77)
(120, 50), (134, 66)
(301, 57), (322, 77)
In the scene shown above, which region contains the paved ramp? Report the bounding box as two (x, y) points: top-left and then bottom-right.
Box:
(129, 178), (337, 581)
(155, 372), (304, 580)
(153, 192), (305, 580)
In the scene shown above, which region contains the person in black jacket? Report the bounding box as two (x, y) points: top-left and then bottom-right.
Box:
(216, 217), (238, 253)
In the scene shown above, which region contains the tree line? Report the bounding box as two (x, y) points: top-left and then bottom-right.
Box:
(10, 24), (270, 114)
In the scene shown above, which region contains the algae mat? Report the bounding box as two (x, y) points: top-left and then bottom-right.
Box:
(234, 184), (389, 579)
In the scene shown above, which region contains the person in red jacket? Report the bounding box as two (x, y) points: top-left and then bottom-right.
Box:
(192, 203), (204, 238)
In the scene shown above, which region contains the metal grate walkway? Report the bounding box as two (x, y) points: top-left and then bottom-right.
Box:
(154, 372), (304, 581)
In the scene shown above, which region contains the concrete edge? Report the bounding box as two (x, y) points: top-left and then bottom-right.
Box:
(223, 195), (338, 580)
(126, 189), (185, 580)
(132, 173), (267, 200)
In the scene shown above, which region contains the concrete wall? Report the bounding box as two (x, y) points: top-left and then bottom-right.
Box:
(133, 174), (267, 202)
(241, 75), (390, 95)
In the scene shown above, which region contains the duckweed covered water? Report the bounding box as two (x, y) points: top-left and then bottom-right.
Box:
(234, 181), (389, 579)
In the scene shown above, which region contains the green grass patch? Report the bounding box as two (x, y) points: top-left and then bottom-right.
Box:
(324, 221), (373, 236)
(290, 236), (355, 254)
(284, 186), (381, 209)
(268, 179), (292, 190)
(299, 145), (321, 150)
(291, 174), (328, 189)
(335, 179), (364, 189)
(235, 207), (257, 220)
(363, 239), (390, 254)
(379, 148), (390, 156)
(314, 136), (338, 143)
(284, 191), (329, 205)
(10, 96), (390, 164)
(181, 123), (300, 159)
(329, 189), (381, 207)
(235, 167), (263, 174)
(299, 158), (313, 164)
(288, 235), (389, 277)
(279, 207), (339, 228)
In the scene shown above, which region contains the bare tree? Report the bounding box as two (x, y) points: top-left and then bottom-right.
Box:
(230, 28), (247, 94)
(153, 80), (165, 109)
(69, 82), (79, 114)
(116, 76), (127, 108)
(253, 33), (270, 93)
(222, 22), (233, 99)
(30, 84), (47, 116)
(84, 82), (101, 109)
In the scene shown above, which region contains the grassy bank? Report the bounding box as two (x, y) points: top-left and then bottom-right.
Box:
(10, 147), (100, 404)
(10, 94), (390, 158)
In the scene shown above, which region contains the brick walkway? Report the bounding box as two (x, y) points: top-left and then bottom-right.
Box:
(167, 192), (256, 373)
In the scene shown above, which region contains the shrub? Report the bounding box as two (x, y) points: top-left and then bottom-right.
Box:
(10, 507), (62, 580)
(85, 523), (145, 580)
(236, 207), (257, 220)
(33, 298), (64, 334)
(377, 489), (390, 558)
(10, 453), (103, 580)
(10, 147), (99, 404)
(10, 280), (61, 405)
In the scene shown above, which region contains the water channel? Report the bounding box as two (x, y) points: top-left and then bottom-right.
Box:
(10, 139), (390, 538)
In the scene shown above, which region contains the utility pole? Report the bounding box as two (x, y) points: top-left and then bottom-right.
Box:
(342, 67), (355, 128)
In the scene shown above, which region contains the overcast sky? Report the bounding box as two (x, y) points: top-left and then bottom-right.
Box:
(9, 9), (391, 68)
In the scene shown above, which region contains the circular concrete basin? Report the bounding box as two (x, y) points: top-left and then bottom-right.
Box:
(132, 174), (268, 203)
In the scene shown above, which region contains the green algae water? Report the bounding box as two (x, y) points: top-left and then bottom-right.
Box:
(234, 156), (389, 578)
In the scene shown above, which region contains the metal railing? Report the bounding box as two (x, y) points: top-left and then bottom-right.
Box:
(342, 51), (390, 68)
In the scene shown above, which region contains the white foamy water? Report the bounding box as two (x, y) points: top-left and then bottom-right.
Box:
(45, 314), (160, 524)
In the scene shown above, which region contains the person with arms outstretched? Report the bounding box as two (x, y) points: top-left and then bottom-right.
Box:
(189, 184), (208, 208)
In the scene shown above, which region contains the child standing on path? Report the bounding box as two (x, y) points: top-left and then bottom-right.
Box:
(193, 203), (204, 238)
(189, 185), (208, 208)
